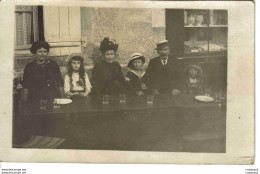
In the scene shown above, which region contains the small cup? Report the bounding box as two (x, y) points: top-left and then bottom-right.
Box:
(53, 99), (60, 109)
(205, 88), (211, 97)
(119, 93), (126, 103)
(147, 94), (154, 105)
(40, 99), (47, 110)
(102, 95), (110, 105)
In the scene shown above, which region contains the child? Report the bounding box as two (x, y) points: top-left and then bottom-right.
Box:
(184, 63), (203, 94)
(64, 55), (91, 98)
(125, 53), (148, 96)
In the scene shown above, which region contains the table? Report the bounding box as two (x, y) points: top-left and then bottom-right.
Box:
(13, 94), (226, 152)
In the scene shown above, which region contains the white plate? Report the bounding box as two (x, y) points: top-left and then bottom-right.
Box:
(195, 95), (215, 102)
(54, 98), (72, 105)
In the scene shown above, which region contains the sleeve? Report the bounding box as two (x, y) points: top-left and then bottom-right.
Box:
(64, 74), (71, 94)
(91, 64), (103, 96)
(171, 60), (184, 90)
(84, 73), (92, 94)
(52, 61), (63, 87)
(22, 65), (30, 89)
(144, 59), (156, 89)
(116, 62), (126, 85)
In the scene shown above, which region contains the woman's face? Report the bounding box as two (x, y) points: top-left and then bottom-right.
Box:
(104, 50), (115, 63)
(71, 60), (81, 71)
(188, 67), (198, 78)
(35, 47), (48, 61)
(133, 59), (144, 70)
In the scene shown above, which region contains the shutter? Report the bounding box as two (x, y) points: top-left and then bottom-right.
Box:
(43, 6), (81, 56)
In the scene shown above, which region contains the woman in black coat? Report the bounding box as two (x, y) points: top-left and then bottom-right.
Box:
(91, 37), (125, 97)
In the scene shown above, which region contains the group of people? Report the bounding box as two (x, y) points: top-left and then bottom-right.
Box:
(22, 37), (204, 102)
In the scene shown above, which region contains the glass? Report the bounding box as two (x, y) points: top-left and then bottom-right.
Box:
(102, 95), (110, 105)
(40, 99), (47, 110)
(53, 99), (60, 109)
(205, 88), (211, 97)
(119, 93), (126, 103)
(147, 94), (154, 105)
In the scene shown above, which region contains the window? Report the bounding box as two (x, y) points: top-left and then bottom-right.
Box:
(15, 6), (44, 50)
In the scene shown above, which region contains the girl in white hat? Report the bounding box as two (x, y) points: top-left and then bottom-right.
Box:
(125, 53), (148, 96)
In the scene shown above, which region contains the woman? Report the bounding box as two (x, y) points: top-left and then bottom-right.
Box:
(91, 37), (125, 97)
(22, 41), (63, 102)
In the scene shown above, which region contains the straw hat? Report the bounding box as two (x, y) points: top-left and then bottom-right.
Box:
(155, 40), (171, 50)
(127, 53), (145, 69)
(185, 63), (203, 74)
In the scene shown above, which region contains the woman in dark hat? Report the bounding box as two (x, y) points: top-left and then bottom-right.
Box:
(22, 40), (63, 102)
(125, 53), (149, 96)
(91, 37), (125, 97)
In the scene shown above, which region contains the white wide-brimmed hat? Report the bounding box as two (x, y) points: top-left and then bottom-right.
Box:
(127, 53), (145, 69)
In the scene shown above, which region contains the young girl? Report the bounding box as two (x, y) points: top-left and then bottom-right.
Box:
(125, 53), (148, 96)
(64, 56), (91, 98)
(184, 63), (203, 94)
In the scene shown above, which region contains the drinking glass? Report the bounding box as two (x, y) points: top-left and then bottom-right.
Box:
(205, 88), (211, 97)
(119, 93), (126, 103)
(53, 99), (60, 109)
(102, 95), (110, 105)
(40, 99), (47, 110)
(147, 94), (154, 105)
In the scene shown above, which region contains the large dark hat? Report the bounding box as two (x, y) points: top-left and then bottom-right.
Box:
(100, 37), (119, 52)
(128, 53), (145, 69)
(30, 40), (50, 54)
(155, 40), (171, 50)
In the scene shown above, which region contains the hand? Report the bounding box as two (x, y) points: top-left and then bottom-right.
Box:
(79, 92), (88, 97)
(136, 91), (145, 96)
(153, 89), (160, 95)
(141, 83), (147, 90)
(125, 77), (130, 82)
(171, 89), (181, 95)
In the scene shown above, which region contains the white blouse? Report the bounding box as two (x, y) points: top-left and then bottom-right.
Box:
(64, 72), (92, 94)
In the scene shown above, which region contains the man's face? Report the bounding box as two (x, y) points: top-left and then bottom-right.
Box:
(158, 46), (170, 60)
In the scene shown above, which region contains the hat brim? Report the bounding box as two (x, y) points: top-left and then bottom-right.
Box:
(185, 65), (203, 74)
(128, 57), (145, 69)
(155, 43), (171, 50)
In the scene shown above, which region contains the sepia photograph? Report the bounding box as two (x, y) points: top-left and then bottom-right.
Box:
(12, 6), (227, 152)
(0, 0), (254, 164)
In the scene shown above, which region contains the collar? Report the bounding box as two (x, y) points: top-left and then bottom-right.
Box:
(129, 69), (145, 78)
(160, 57), (168, 65)
(189, 77), (197, 83)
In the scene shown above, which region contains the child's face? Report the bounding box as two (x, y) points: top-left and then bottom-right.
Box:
(104, 50), (115, 63)
(188, 67), (198, 78)
(71, 60), (81, 71)
(133, 59), (143, 70)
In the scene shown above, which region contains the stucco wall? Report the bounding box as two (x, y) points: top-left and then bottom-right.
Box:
(81, 7), (166, 65)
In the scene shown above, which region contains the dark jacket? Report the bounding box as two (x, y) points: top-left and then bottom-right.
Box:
(145, 56), (183, 93)
(23, 59), (63, 101)
(91, 60), (125, 96)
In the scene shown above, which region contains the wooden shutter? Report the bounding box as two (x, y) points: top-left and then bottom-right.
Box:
(43, 6), (81, 56)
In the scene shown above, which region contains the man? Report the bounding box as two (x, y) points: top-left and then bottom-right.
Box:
(145, 40), (182, 95)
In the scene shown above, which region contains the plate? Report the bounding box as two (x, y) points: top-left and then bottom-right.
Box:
(54, 98), (72, 104)
(195, 95), (214, 102)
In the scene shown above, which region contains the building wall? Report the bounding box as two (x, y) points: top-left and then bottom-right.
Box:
(81, 7), (166, 66)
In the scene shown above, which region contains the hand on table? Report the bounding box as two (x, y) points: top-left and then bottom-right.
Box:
(125, 77), (130, 82)
(171, 89), (181, 95)
(136, 91), (145, 96)
(153, 89), (160, 95)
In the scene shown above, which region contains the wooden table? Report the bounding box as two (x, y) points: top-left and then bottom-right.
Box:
(13, 94), (226, 152)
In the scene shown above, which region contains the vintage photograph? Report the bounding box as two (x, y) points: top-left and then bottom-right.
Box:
(12, 5), (228, 152)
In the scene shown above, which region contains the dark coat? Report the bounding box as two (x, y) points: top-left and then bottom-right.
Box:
(145, 56), (183, 93)
(23, 59), (63, 101)
(91, 60), (125, 96)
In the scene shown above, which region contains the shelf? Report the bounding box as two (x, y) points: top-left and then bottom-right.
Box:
(184, 25), (207, 28)
(209, 25), (228, 28)
(184, 25), (228, 28)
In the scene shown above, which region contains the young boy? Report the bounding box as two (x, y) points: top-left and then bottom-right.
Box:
(184, 63), (204, 94)
(125, 53), (148, 96)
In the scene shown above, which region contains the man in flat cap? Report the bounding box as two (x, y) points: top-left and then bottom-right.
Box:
(145, 40), (182, 95)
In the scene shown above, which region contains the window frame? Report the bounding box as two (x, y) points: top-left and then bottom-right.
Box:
(15, 6), (39, 50)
